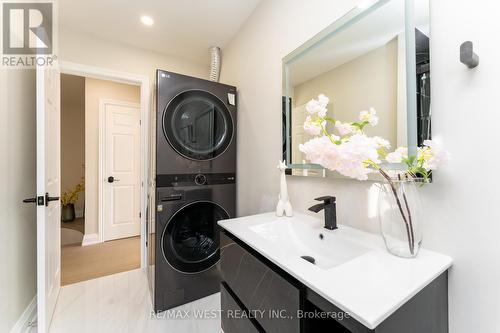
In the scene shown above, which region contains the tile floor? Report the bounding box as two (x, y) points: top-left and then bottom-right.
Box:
(49, 268), (222, 333)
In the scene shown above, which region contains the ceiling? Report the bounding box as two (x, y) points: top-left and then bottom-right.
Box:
(58, 0), (262, 65)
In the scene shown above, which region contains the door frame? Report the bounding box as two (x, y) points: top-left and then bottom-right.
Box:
(60, 61), (150, 269)
(98, 98), (141, 242)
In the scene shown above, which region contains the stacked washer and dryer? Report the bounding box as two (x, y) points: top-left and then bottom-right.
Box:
(149, 70), (237, 312)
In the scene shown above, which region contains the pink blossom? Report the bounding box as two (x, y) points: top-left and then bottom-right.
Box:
(305, 94), (329, 117)
(335, 121), (355, 136)
(299, 133), (380, 181)
(303, 116), (323, 136)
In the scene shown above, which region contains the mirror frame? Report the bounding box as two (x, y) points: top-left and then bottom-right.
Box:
(282, 0), (425, 178)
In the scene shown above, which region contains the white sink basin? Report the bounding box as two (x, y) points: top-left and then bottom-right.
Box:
(248, 217), (370, 269)
(218, 212), (453, 330)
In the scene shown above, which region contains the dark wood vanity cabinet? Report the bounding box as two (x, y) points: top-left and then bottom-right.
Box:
(220, 230), (449, 333)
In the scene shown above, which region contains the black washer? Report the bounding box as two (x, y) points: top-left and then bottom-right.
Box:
(161, 201), (228, 273)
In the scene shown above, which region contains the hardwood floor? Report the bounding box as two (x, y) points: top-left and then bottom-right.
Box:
(61, 217), (85, 233)
(61, 236), (141, 286)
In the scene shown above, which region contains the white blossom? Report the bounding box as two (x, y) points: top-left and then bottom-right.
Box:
(317, 94), (329, 108)
(303, 116), (323, 136)
(305, 99), (320, 115)
(335, 121), (355, 136)
(373, 136), (391, 149)
(419, 139), (450, 170)
(386, 147), (408, 163)
(359, 107), (378, 126)
(305, 94), (329, 117)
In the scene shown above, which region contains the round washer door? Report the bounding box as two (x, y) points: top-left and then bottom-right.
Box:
(163, 90), (234, 160)
(162, 201), (228, 273)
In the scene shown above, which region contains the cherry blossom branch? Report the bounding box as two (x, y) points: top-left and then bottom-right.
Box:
(378, 169), (414, 255)
(398, 174), (415, 251)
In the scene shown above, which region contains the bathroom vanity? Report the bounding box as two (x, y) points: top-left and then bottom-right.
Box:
(218, 213), (452, 333)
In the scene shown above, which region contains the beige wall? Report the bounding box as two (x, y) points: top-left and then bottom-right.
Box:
(84, 78), (140, 235)
(59, 27), (209, 82)
(61, 74), (86, 213)
(221, 0), (500, 332)
(0, 69), (37, 331)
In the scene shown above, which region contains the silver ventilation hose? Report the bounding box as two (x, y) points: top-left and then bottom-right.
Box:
(209, 46), (221, 82)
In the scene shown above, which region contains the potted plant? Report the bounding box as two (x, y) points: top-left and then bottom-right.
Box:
(61, 178), (85, 222)
(299, 94), (449, 258)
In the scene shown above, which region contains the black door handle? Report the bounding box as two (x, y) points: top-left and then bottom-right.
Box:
(108, 176), (120, 183)
(23, 196), (45, 205)
(45, 193), (59, 206)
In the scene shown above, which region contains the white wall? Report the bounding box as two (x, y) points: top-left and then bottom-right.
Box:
(59, 27), (209, 82)
(221, 0), (500, 332)
(0, 69), (37, 332)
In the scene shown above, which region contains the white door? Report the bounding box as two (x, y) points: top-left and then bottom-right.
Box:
(102, 100), (141, 241)
(36, 65), (61, 333)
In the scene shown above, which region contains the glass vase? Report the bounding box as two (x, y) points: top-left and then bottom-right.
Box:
(378, 177), (422, 258)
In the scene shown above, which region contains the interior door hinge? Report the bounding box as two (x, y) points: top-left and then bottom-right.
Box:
(139, 212), (141, 218)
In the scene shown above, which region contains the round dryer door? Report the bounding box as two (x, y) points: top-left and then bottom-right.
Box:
(163, 90), (234, 160)
(162, 201), (228, 273)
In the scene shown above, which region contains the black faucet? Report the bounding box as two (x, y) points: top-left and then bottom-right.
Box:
(308, 196), (337, 230)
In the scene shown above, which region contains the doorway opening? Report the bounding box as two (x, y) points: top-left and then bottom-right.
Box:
(59, 73), (143, 285)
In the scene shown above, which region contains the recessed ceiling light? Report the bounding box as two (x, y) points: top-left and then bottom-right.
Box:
(141, 16), (154, 26)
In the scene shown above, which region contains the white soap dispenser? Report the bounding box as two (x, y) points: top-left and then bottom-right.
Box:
(276, 160), (293, 217)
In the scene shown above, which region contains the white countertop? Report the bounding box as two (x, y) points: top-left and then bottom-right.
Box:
(218, 212), (452, 329)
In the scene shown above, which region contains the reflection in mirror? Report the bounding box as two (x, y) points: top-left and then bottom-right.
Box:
(414, 1), (431, 147)
(282, 0), (430, 178)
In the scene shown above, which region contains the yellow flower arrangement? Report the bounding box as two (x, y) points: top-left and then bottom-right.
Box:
(61, 178), (85, 206)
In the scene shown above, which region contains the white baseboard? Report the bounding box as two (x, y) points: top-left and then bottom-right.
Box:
(82, 233), (100, 246)
(10, 295), (37, 333)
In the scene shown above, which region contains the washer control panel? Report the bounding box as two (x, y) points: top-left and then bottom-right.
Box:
(156, 173), (236, 187)
(194, 174), (207, 186)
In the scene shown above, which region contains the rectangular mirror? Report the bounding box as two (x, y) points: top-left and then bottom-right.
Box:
(282, 0), (430, 178)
